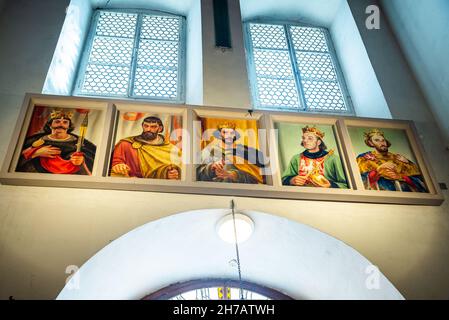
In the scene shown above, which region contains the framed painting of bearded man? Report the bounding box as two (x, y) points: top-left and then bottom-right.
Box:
(15, 104), (104, 176)
(346, 123), (430, 193)
(274, 119), (350, 189)
(194, 115), (269, 185)
(108, 105), (185, 180)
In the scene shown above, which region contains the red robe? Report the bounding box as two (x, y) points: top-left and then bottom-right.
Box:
(111, 140), (142, 178)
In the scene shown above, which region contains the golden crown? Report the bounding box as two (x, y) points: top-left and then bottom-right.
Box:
(217, 121), (236, 131)
(364, 128), (385, 139)
(50, 109), (73, 120)
(302, 125), (325, 139)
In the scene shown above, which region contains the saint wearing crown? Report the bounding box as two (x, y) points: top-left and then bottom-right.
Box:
(17, 109), (96, 175)
(282, 125), (347, 188)
(197, 121), (266, 184)
(356, 129), (427, 192)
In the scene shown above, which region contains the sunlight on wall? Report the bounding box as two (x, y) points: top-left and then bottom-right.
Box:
(42, 0), (92, 95)
(330, 1), (391, 118)
(186, 0), (203, 105)
(382, 0), (449, 145)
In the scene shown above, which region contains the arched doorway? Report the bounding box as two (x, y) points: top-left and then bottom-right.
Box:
(58, 209), (404, 300)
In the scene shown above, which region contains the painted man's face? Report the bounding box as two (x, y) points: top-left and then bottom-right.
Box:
(51, 117), (70, 134)
(301, 132), (321, 151)
(141, 121), (161, 141)
(370, 134), (389, 152)
(220, 128), (236, 144)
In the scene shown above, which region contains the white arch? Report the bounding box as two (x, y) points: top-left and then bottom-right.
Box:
(57, 209), (404, 300)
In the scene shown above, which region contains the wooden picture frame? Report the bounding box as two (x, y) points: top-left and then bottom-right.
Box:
(0, 93), (444, 206)
(0, 94), (113, 185)
(340, 118), (442, 203)
(268, 113), (353, 190)
(192, 107), (272, 186)
(104, 102), (188, 182)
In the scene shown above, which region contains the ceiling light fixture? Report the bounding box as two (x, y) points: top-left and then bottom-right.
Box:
(216, 200), (254, 300)
(217, 208), (254, 244)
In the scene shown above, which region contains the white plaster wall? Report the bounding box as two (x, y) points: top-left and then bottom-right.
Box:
(0, 0), (448, 300)
(185, 0), (203, 105)
(91, 0), (196, 15)
(331, 1), (391, 118)
(42, 0), (93, 95)
(240, 0), (343, 27)
(381, 0), (449, 147)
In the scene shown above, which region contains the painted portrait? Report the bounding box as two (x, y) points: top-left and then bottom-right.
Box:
(276, 122), (348, 188)
(348, 127), (428, 192)
(196, 117), (267, 184)
(110, 111), (183, 179)
(16, 106), (100, 175)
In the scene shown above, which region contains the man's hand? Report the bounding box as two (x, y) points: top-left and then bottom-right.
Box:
(70, 153), (85, 166)
(377, 161), (396, 172)
(167, 167), (179, 180)
(395, 154), (410, 164)
(32, 145), (61, 158)
(310, 176), (331, 188)
(211, 160), (224, 173)
(290, 175), (308, 186)
(215, 169), (238, 181)
(379, 169), (401, 180)
(377, 162), (401, 180)
(112, 163), (130, 176)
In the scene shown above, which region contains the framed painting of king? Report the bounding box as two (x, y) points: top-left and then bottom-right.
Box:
(15, 105), (103, 176)
(195, 116), (268, 184)
(347, 126), (429, 193)
(275, 121), (349, 189)
(109, 110), (183, 180)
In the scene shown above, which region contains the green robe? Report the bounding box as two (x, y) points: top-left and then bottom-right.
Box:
(282, 150), (348, 189)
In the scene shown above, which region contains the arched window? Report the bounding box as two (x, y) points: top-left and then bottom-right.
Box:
(142, 279), (293, 300)
(244, 21), (352, 114)
(74, 9), (186, 102)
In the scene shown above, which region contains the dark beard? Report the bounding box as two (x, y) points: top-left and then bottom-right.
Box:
(51, 126), (68, 131)
(376, 146), (389, 153)
(139, 131), (158, 141)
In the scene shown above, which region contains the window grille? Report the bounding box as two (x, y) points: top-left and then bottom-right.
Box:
(246, 22), (352, 113)
(75, 10), (185, 102)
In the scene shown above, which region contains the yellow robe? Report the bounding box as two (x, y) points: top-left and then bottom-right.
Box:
(198, 140), (264, 184)
(357, 150), (421, 179)
(112, 136), (181, 179)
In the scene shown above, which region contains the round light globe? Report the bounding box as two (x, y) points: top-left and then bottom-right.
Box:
(217, 213), (254, 244)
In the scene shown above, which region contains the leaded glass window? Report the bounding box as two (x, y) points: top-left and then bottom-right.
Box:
(246, 22), (352, 113)
(75, 10), (185, 102)
(169, 286), (271, 300)
(142, 279), (292, 300)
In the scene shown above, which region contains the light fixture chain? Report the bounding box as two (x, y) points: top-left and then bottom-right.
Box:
(231, 200), (244, 300)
